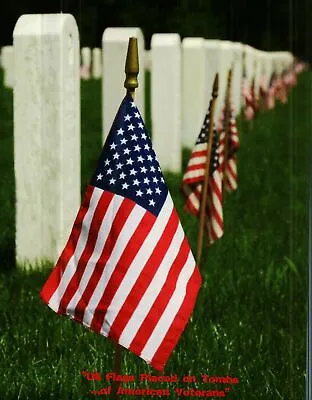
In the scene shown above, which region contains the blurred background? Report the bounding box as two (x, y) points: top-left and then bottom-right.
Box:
(1, 0), (312, 61)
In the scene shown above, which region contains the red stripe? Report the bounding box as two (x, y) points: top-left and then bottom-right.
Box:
(89, 210), (155, 333)
(185, 163), (206, 173)
(108, 208), (180, 342)
(40, 185), (94, 304)
(57, 190), (115, 315)
(73, 197), (136, 322)
(129, 236), (191, 355)
(149, 265), (202, 372)
(189, 150), (206, 159)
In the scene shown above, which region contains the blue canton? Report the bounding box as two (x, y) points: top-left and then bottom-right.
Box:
(195, 111), (219, 176)
(90, 93), (168, 216)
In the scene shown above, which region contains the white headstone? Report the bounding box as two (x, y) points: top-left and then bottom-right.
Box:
(231, 42), (243, 115)
(1, 46), (14, 88)
(151, 33), (181, 173)
(216, 41), (234, 122)
(244, 44), (256, 85)
(102, 28), (145, 143)
(205, 40), (222, 124)
(92, 47), (102, 79)
(144, 50), (151, 71)
(182, 37), (208, 149)
(81, 47), (91, 79)
(13, 14), (80, 266)
(253, 49), (263, 97)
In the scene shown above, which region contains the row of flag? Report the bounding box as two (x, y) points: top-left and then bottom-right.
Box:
(242, 61), (306, 120)
(40, 59), (307, 373)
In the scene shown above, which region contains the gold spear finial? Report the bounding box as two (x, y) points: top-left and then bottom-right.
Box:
(124, 37), (139, 98)
(212, 73), (219, 98)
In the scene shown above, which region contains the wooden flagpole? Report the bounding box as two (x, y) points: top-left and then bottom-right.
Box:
(111, 37), (139, 400)
(222, 69), (233, 189)
(196, 74), (219, 267)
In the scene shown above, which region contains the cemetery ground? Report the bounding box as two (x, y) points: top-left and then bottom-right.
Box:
(0, 70), (310, 399)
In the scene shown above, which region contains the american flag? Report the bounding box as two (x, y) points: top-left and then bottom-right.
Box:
(274, 73), (288, 104)
(40, 93), (201, 372)
(242, 71), (257, 120)
(181, 109), (223, 245)
(265, 73), (276, 110)
(218, 105), (239, 192)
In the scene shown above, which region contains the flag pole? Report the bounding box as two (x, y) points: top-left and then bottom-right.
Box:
(222, 69), (233, 190)
(111, 36), (139, 400)
(196, 73), (219, 267)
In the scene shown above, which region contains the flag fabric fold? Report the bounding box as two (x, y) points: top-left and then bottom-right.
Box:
(40, 93), (202, 372)
(242, 75), (257, 120)
(218, 107), (240, 192)
(181, 109), (224, 245)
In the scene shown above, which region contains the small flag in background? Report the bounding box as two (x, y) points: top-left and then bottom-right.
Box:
(40, 93), (201, 372)
(242, 73), (257, 120)
(181, 110), (223, 245)
(218, 107), (240, 192)
(265, 73), (276, 110)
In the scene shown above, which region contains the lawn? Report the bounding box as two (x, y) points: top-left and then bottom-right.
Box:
(0, 69), (310, 399)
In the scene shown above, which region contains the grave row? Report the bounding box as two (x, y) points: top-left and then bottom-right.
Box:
(2, 14), (296, 265)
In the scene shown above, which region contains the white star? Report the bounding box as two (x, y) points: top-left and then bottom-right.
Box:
(128, 124), (135, 131)
(155, 187), (161, 194)
(124, 148), (131, 155)
(116, 163), (123, 170)
(113, 152), (120, 160)
(133, 179), (140, 186)
(131, 102), (136, 108)
(138, 122), (144, 129)
(144, 177), (150, 185)
(147, 155), (153, 161)
(120, 138), (128, 145)
(144, 143), (150, 150)
(134, 111), (140, 119)
(117, 128), (124, 135)
(122, 182), (129, 190)
(134, 144), (141, 152)
(158, 166), (161, 171)
(106, 168), (113, 175)
(109, 178), (116, 185)
(131, 133), (138, 141)
(110, 142), (117, 150)
(141, 133), (147, 139)
(129, 168), (137, 175)
(97, 173), (103, 180)
(141, 166), (147, 173)
(124, 114), (131, 121)
(153, 176), (159, 183)
(161, 177), (165, 183)
(137, 155), (145, 163)
(126, 158), (134, 165)
(150, 166), (156, 172)
(104, 159), (110, 166)
(146, 188), (153, 195)
(120, 172), (126, 179)
(149, 199), (155, 207)
(136, 189), (143, 197)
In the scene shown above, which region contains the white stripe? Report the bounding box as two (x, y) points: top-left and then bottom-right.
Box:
(187, 156), (206, 167)
(140, 251), (196, 362)
(65, 194), (124, 315)
(48, 187), (103, 312)
(183, 168), (205, 181)
(100, 194), (174, 335)
(119, 221), (185, 347)
(193, 143), (207, 152)
(82, 201), (146, 327)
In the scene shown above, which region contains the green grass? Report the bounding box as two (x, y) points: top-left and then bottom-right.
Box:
(0, 69), (310, 399)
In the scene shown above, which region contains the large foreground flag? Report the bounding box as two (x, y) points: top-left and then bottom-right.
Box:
(40, 93), (202, 372)
(181, 109), (223, 245)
